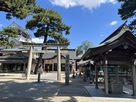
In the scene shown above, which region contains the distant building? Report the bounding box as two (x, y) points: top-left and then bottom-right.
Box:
(41, 49), (79, 72)
(0, 22), (32, 73)
(0, 21), (32, 49)
(8, 21), (31, 42)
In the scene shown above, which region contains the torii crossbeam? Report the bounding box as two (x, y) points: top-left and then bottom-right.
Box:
(22, 42), (69, 81)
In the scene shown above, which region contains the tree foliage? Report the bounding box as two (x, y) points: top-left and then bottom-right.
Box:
(0, 0), (36, 19)
(26, 8), (70, 73)
(76, 45), (83, 56)
(81, 40), (93, 53)
(0, 0), (38, 48)
(0, 27), (18, 48)
(76, 40), (93, 56)
(118, 0), (136, 33)
(26, 9), (70, 44)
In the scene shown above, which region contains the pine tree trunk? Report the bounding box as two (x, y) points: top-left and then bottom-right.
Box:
(34, 36), (47, 74)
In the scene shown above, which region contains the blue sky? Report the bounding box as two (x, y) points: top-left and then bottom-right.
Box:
(0, 0), (127, 49)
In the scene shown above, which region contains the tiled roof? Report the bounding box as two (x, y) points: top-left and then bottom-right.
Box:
(0, 54), (28, 59)
(8, 21), (31, 36)
(100, 21), (128, 44)
(82, 22), (136, 60)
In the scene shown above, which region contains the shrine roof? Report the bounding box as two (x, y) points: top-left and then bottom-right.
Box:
(82, 22), (136, 60)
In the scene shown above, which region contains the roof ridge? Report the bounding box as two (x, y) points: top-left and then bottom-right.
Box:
(100, 21), (128, 44)
(8, 21), (31, 36)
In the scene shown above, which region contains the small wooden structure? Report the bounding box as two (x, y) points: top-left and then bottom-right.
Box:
(82, 22), (136, 96)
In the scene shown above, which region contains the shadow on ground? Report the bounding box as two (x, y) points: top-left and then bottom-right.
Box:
(0, 73), (90, 102)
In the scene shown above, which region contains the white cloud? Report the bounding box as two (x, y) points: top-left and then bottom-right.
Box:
(0, 24), (3, 27)
(109, 21), (118, 26)
(32, 38), (44, 43)
(49, 0), (117, 10)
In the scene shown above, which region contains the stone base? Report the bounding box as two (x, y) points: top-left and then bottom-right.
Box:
(109, 83), (123, 94)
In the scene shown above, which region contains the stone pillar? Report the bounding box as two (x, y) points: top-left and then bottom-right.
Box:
(104, 60), (109, 95)
(65, 54), (69, 85)
(132, 59), (136, 96)
(95, 63), (98, 89)
(26, 46), (33, 80)
(57, 46), (61, 81)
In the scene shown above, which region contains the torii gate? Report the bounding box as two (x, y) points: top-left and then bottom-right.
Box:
(21, 42), (69, 81)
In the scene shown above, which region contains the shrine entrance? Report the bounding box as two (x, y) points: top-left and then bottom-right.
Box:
(22, 42), (68, 81)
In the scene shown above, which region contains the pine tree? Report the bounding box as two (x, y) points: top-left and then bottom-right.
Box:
(0, 0), (36, 19)
(26, 9), (70, 74)
(118, 0), (136, 33)
(0, 0), (37, 47)
(0, 27), (18, 48)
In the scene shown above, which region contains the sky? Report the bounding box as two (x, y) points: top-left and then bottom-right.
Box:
(0, 0), (127, 49)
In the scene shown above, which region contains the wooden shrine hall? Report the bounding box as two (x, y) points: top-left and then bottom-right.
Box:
(82, 22), (136, 96)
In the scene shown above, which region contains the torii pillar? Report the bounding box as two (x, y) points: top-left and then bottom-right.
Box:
(26, 46), (33, 80)
(22, 42), (68, 81)
(57, 46), (61, 81)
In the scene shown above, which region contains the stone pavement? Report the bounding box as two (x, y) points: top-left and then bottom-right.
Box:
(0, 72), (136, 102)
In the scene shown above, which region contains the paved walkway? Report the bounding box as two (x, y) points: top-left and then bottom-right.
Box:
(0, 72), (136, 102)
